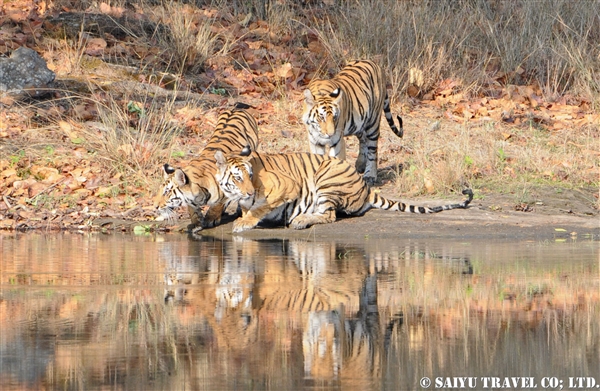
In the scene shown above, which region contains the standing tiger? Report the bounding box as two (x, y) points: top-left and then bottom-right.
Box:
(214, 149), (472, 232)
(154, 107), (259, 232)
(302, 60), (404, 186)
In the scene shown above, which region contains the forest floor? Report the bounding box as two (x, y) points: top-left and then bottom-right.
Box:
(0, 1), (598, 238)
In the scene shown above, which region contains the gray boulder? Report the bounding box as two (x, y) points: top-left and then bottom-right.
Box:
(0, 47), (55, 101)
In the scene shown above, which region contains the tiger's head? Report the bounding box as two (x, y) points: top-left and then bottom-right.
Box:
(154, 163), (212, 222)
(214, 150), (255, 203)
(302, 81), (343, 140)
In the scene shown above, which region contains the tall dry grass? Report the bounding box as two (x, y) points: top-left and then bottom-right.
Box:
(312, 0), (600, 104)
(80, 89), (184, 187)
(149, 2), (229, 75)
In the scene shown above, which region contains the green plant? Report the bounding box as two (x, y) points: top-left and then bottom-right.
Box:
(127, 101), (145, 116)
(9, 150), (25, 166)
(497, 147), (506, 162)
(464, 155), (474, 167)
(44, 145), (55, 156)
(210, 87), (228, 96)
(133, 224), (153, 235)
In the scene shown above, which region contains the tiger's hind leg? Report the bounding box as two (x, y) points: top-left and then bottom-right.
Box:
(290, 209), (336, 230)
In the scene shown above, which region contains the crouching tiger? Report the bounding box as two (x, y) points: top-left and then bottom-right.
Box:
(154, 106), (259, 232)
(302, 59), (403, 186)
(214, 149), (473, 232)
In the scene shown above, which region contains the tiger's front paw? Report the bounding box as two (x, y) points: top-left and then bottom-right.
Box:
(188, 223), (203, 233)
(190, 225), (204, 234)
(232, 216), (259, 233)
(290, 215), (312, 230)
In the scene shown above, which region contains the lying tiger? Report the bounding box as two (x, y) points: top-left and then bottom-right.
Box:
(214, 148), (473, 232)
(303, 59), (403, 186)
(154, 106), (259, 232)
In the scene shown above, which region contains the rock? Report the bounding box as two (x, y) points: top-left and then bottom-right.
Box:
(0, 47), (55, 102)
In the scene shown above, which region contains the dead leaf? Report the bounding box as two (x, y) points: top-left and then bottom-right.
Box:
(1, 168), (17, 178)
(19, 210), (36, 219)
(12, 179), (37, 190)
(117, 144), (135, 157)
(407, 85), (419, 98)
(59, 120), (78, 139)
(31, 166), (59, 179)
(0, 219), (15, 228)
(28, 183), (47, 197)
(276, 62), (293, 79)
(424, 177), (434, 193)
(99, 2), (125, 17)
(85, 37), (107, 56)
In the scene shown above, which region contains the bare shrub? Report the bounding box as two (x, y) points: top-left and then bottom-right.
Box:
(150, 3), (225, 74)
(81, 89), (183, 186)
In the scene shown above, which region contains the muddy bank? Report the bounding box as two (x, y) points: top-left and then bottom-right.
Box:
(87, 186), (598, 241)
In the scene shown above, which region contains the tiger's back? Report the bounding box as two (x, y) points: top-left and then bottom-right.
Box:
(154, 108), (259, 231)
(302, 60), (403, 185)
(215, 150), (472, 232)
(201, 107), (259, 156)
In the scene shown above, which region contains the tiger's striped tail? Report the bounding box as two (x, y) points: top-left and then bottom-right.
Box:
(383, 93), (403, 138)
(369, 189), (473, 213)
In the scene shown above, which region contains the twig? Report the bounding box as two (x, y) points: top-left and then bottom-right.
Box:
(3, 196), (12, 209)
(26, 178), (67, 204)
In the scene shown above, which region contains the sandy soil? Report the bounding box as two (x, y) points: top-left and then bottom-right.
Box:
(89, 184), (598, 241)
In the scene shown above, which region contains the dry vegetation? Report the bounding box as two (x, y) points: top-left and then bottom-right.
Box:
(0, 0), (598, 230)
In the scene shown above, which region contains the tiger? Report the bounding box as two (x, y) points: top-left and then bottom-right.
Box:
(154, 106), (259, 232)
(214, 149), (473, 232)
(302, 59), (404, 186)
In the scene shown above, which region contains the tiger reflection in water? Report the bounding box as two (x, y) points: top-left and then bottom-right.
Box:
(159, 235), (259, 351)
(159, 236), (401, 380)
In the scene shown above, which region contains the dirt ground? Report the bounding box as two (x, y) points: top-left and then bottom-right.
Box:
(87, 184), (598, 241)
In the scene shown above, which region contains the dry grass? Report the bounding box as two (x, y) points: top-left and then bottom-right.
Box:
(149, 3), (227, 75)
(80, 89), (184, 187)
(314, 0), (600, 105)
(377, 117), (599, 197)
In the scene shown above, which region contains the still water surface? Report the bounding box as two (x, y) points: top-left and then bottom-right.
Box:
(1, 232), (598, 390)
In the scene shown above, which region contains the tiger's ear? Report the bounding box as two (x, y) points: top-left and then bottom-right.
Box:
(240, 144), (252, 156)
(173, 169), (188, 187)
(163, 164), (176, 179)
(303, 88), (315, 107)
(214, 150), (227, 168)
(330, 88), (343, 103)
(214, 150), (226, 163)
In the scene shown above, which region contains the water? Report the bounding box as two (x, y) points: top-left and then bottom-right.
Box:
(1, 232), (598, 390)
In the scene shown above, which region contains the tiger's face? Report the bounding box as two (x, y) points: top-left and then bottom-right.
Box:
(154, 164), (211, 222)
(214, 151), (255, 203)
(302, 84), (342, 142)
